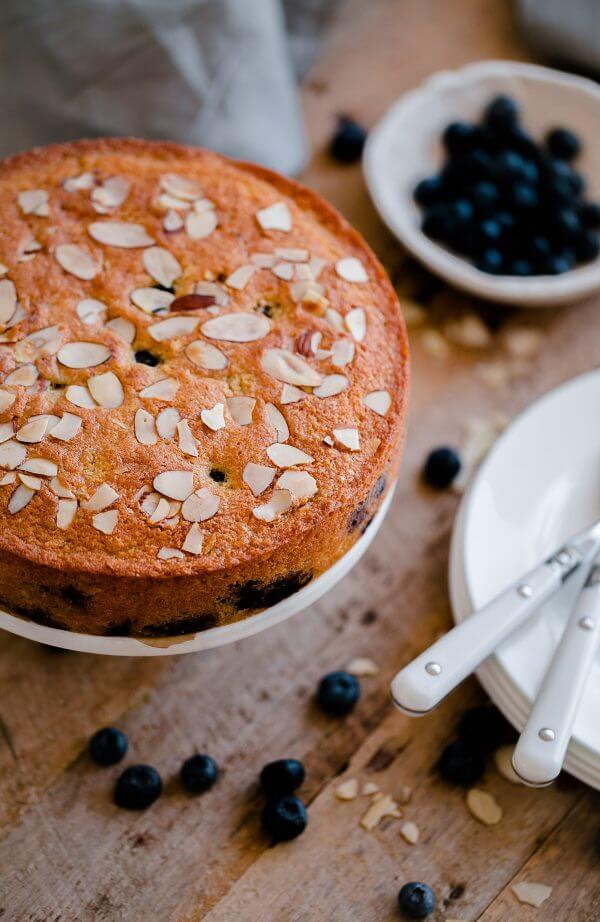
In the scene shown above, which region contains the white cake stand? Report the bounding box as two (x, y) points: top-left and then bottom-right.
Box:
(0, 484), (395, 656)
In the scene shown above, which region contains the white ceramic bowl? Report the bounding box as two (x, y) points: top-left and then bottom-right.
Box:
(363, 60), (600, 307)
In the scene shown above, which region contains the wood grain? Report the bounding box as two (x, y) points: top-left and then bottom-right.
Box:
(1, 0), (599, 919)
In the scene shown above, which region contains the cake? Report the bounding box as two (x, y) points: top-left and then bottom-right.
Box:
(0, 139), (409, 636)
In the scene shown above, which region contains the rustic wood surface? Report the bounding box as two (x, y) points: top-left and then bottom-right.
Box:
(1, 1), (599, 920)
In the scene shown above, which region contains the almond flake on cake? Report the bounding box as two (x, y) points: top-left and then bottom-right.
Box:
(331, 340), (355, 368)
(163, 209), (184, 232)
(135, 409), (158, 446)
(256, 202), (292, 232)
(54, 244), (100, 281)
(57, 341), (110, 369)
(139, 378), (179, 401)
(345, 307), (367, 342)
(66, 385), (97, 409)
(272, 261), (294, 281)
(333, 428), (360, 451)
(149, 315), (199, 342)
(0, 279), (18, 326)
(336, 257), (368, 283)
(91, 176), (130, 211)
(186, 209), (218, 240)
(0, 441), (28, 470)
(182, 523), (204, 555)
(266, 443), (313, 468)
(363, 390), (391, 417)
(177, 419), (198, 456)
(16, 417), (50, 443)
(23, 458), (58, 477)
(156, 407), (180, 439)
(76, 299), (107, 326)
(8, 484), (36, 513)
(106, 316), (135, 343)
(18, 189), (50, 217)
(92, 510), (118, 534)
(160, 173), (204, 201)
(154, 470), (194, 501)
(201, 403), (226, 432)
(50, 413), (82, 442)
(18, 472), (42, 490)
(4, 364), (38, 386)
(82, 483), (119, 512)
(252, 488), (293, 522)
(186, 340), (228, 371)
(261, 349), (322, 387)
(243, 463), (276, 497)
(131, 287), (174, 314)
(280, 383), (306, 404)
(265, 403), (289, 442)
(157, 547), (185, 561)
(202, 312), (268, 342)
(62, 171), (95, 192)
(181, 488), (219, 522)
(276, 470), (317, 500)
(57, 498), (78, 529)
(226, 396), (255, 426)
(88, 371), (124, 409)
(313, 374), (348, 399)
(88, 221), (154, 248)
(225, 265), (257, 291)
(142, 246), (182, 288)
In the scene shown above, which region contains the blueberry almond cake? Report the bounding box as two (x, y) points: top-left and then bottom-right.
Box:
(0, 139), (409, 636)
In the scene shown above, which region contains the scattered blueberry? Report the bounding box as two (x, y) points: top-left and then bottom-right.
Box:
(134, 349), (160, 366)
(398, 882), (437, 918)
(317, 671), (360, 715)
(261, 794), (308, 843)
(546, 127), (581, 161)
(89, 727), (128, 766)
(260, 759), (305, 798)
(180, 754), (219, 794)
(114, 764), (162, 809)
(439, 739), (485, 785)
(457, 705), (514, 753)
(209, 467), (227, 483)
(423, 447), (461, 489)
(329, 115), (367, 164)
(413, 176), (444, 207)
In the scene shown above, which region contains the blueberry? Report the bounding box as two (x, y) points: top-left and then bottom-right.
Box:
(451, 199), (474, 224)
(462, 148), (495, 180)
(261, 794), (308, 843)
(329, 116), (367, 164)
(180, 754), (219, 794)
(508, 182), (538, 211)
(89, 727), (128, 766)
(260, 759), (305, 797)
(544, 255), (572, 275)
(530, 235), (551, 258)
(458, 706), (514, 753)
(483, 95), (519, 131)
(495, 210), (516, 230)
(476, 248), (504, 274)
(398, 882), (436, 919)
(546, 128), (581, 161)
(209, 467), (227, 483)
(479, 218), (502, 245)
(581, 203), (600, 229)
(509, 258), (533, 276)
(317, 671), (360, 715)
(546, 160), (584, 197)
(114, 765), (162, 809)
(553, 208), (582, 241)
(134, 349), (160, 366)
(470, 180), (499, 210)
(423, 446), (461, 489)
(574, 230), (600, 262)
(442, 122), (478, 156)
(503, 125), (538, 159)
(439, 739), (485, 785)
(421, 204), (455, 242)
(413, 176), (444, 207)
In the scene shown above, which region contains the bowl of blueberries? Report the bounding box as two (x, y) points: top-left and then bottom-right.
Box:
(363, 60), (600, 306)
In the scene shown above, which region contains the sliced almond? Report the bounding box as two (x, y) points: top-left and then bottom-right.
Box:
(272, 262), (294, 281)
(227, 396), (255, 425)
(360, 794), (402, 830)
(400, 821), (419, 845)
(164, 209), (184, 232)
(139, 378), (179, 401)
(201, 403), (226, 431)
(182, 522), (204, 555)
(186, 340), (228, 371)
(361, 782), (380, 797)
(346, 657), (379, 676)
(345, 307), (367, 342)
(0, 280), (17, 326)
(154, 470), (194, 501)
(363, 390), (391, 417)
(62, 172), (95, 192)
(135, 409), (157, 446)
(18, 472), (42, 490)
(149, 496), (171, 524)
(140, 491), (160, 516)
(22, 459), (58, 477)
(54, 244), (100, 281)
(276, 469), (317, 500)
(325, 308), (345, 332)
(313, 374), (348, 399)
(18, 189), (50, 216)
(4, 364), (38, 387)
(160, 173), (203, 201)
(50, 413), (82, 442)
(76, 298), (107, 326)
(202, 312), (268, 343)
(196, 280), (229, 307)
(91, 175), (130, 210)
(186, 209), (218, 239)
(331, 339), (355, 368)
(16, 417), (50, 443)
(57, 341), (110, 369)
(57, 498), (78, 529)
(333, 428), (360, 451)
(280, 383), (306, 405)
(252, 488), (293, 522)
(66, 384), (97, 409)
(0, 441), (26, 469)
(157, 547), (184, 561)
(193, 197), (216, 214)
(8, 484), (35, 513)
(511, 882), (552, 908)
(335, 779), (359, 801)
(0, 389), (16, 412)
(275, 247), (308, 262)
(336, 257), (368, 283)
(466, 788), (502, 826)
(265, 403), (288, 442)
(256, 202), (292, 232)
(88, 371), (124, 409)
(143, 247), (182, 288)
(0, 472), (15, 486)
(266, 443), (313, 468)
(261, 348), (322, 387)
(177, 419), (198, 457)
(243, 462), (276, 497)
(149, 315), (199, 342)
(88, 221), (154, 248)
(92, 509), (118, 534)
(82, 482), (119, 512)
(131, 287), (175, 314)
(106, 316), (136, 344)
(156, 407), (180, 439)
(0, 422), (14, 443)
(181, 488), (220, 522)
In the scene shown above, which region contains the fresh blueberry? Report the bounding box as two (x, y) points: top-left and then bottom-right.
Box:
(89, 727), (128, 766)
(317, 671), (360, 715)
(261, 794), (308, 843)
(546, 159), (585, 197)
(470, 180), (500, 210)
(483, 95), (519, 131)
(462, 148), (495, 180)
(553, 208), (582, 241)
(508, 182), (538, 211)
(495, 210), (516, 230)
(530, 235), (551, 258)
(544, 255), (572, 275)
(180, 754), (219, 794)
(114, 765), (162, 810)
(423, 447), (461, 489)
(329, 116), (367, 164)
(442, 122), (479, 156)
(509, 258), (533, 276)
(581, 203), (600, 229)
(546, 128), (581, 161)
(458, 706), (514, 753)
(476, 248), (504, 274)
(451, 199), (474, 224)
(503, 125), (538, 159)
(134, 349), (160, 366)
(574, 230), (600, 262)
(413, 176), (444, 207)
(260, 758), (305, 797)
(421, 204), (455, 242)
(479, 218), (502, 245)
(209, 467), (227, 483)
(398, 882), (436, 919)
(439, 739), (485, 785)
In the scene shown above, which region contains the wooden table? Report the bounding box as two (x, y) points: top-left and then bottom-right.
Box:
(1, 1), (599, 919)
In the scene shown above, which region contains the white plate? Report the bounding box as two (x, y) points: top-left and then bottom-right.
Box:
(363, 60), (600, 307)
(0, 483), (395, 657)
(449, 369), (600, 787)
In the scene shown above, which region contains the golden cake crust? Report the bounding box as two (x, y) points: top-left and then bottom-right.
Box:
(0, 138), (409, 634)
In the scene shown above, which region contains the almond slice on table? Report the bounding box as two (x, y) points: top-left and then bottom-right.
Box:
(511, 882), (552, 908)
(139, 378), (179, 401)
(201, 403), (225, 432)
(227, 396), (255, 425)
(361, 782), (380, 797)
(181, 488), (220, 522)
(252, 488), (293, 522)
(333, 428), (360, 451)
(177, 419), (198, 457)
(91, 175), (130, 211)
(135, 409), (158, 446)
(88, 221), (154, 248)
(160, 173), (203, 201)
(131, 288), (175, 314)
(335, 779), (359, 801)
(57, 498), (78, 529)
(16, 417), (50, 443)
(4, 364), (38, 387)
(466, 788), (502, 825)
(276, 469), (317, 500)
(82, 482), (119, 512)
(18, 189), (50, 216)
(157, 547), (184, 561)
(8, 484), (35, 513)
(76, 299), (107, 326)
(50, 413), (82, 442)
(335, 257), (368, 283)
(186, 340), (228, 371)
(363, 390), (391, 417)
(182, 523), (204, 555)
(243, 463), (276, 497)
(202, 312), (268, 343)
(149, 315), (199, 342)
(106, 316), (136, 344)
(0, 389), (16, 412)
(346, 657), (379, 676)
(265, 403), (289, 442)
(261, 349), (322, 387)
(0, 280), (18, 326)
(142, 246), (182, 288)
(256, 202), (292, 232)
(313, 374), (348, 399)
(185, 209), (218, 239)
(266, 443), (313, 468)
(400, 821), (419, 845)
(66, 385), (97, 409)
(156, 407), (180, 439)
(345, 307), (367, 342)
(153, 470), (194, 501)
(92, 509), (118, 534)
(0, 441), (27, 469)
(88, 371), (124, 409)
(54, 244), (100, 280)
(360, 794), (402, 830)
(57, 342), (110, 369)
(280, 383), (306, 404)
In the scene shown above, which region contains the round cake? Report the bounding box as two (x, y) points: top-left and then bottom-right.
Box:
(0, 138), (409, 636)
